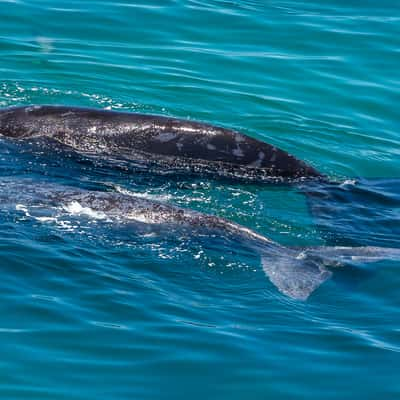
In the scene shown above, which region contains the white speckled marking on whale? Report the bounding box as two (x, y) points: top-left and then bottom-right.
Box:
(248, 151), (265, 167)
(155, 132), (177, 142)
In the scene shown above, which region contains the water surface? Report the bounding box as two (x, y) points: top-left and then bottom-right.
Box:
(0, 1), (399, 399)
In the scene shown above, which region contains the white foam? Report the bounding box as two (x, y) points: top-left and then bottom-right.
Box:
(15, 204), (30, 217)
(63, 201), (107, 220)
(35, 216), (57, 222)
(114, 185), (172, 202)
(340, 179), (357, 187)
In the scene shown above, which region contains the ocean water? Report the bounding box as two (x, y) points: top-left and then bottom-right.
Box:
(0, 0), (399, 399)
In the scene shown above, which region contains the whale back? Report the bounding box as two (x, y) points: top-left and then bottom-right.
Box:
(0, 105), (321, 180)
(1, 178), (399, 300)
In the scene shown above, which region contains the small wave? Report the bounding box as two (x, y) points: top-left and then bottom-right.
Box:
(339, 179), (358, 187)
(112, 184), (173, 202)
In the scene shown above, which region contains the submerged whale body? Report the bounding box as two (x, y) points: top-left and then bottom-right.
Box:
(0, 105), (321, 182)
(1, 178), (398, 300)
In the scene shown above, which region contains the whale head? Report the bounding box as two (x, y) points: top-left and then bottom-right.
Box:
(0, 106), (25, 138)
(0, 105), (44, 138)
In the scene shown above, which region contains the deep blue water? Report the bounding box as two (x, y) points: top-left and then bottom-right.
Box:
(0, 1), (399, 399)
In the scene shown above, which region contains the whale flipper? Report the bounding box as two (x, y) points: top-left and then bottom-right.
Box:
(261, 251), (332, 300)
(261, 246), (400, 300)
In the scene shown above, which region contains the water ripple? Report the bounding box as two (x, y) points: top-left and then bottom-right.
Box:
(0, 0), (399, 398)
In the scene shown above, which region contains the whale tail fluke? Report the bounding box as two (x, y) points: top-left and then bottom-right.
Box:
(260, 246), (400, 300)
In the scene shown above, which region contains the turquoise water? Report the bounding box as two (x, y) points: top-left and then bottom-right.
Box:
(0, 1), (399, 398)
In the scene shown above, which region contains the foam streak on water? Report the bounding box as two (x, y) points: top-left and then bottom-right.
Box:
(0, 1), (399, 399)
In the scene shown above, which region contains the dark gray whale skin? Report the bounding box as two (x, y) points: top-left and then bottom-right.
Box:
(1, 178), (398, 300)
(0, 105), (322, 181)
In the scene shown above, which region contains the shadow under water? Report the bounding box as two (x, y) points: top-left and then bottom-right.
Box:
(303, 179), (400, 248)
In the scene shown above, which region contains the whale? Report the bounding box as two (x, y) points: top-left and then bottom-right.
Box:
(1, 178), (398, 300)
(0, 105), (322, 182)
